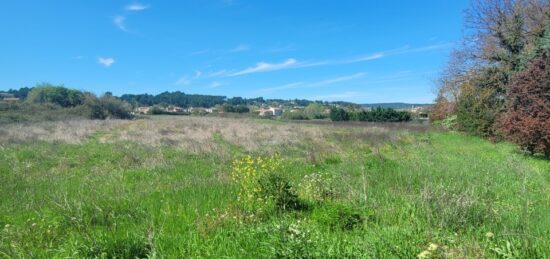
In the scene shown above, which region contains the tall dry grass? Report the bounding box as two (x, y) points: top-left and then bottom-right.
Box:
(0, 116), (429, 155)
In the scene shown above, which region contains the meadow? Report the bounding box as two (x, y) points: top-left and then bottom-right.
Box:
(1, 116), (549, 258)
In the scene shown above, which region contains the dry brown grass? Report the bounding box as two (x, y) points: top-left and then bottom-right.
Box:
(0, 116), (429, 155)
(0, 119), (131, 144)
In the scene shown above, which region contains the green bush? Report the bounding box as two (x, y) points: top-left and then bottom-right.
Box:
(258, 173), (304, 212)
(231, 155), (304, 213)
(26, 84), (85, 108)
(281, 110), (310, 120)
(99, 95), (133, 119)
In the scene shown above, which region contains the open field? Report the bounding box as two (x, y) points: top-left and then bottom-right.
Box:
(1, 116), (549, 258)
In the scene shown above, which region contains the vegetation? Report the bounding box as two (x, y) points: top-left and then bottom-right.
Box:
(498, 54), (550, 157)
(330, 107), (411, 122)
(0, 84), (133, 123)
(431, 0), (550, 157)
(0, 116), (548, 257)
(221, 104), (250, 113)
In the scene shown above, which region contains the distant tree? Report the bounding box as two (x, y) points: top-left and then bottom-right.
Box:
(281, 110), (309, 120)
(498, 54), (550, 157)
(304, 103), (327, 119)
(6, 87), (32, 99)
(99, 94), (133, 119)
(330, 108), (350, 121)
(222, 104), (250, 113)
(26, 84), (85, 107)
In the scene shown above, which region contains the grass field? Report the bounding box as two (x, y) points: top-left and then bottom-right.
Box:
(1, 116), (549, 258)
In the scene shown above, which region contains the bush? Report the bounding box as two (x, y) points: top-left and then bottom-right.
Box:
(99, 95), (133, 119)
(310, 203), (363, 230)
(281, 110), (310, 120)
(26, 84), (85, 108)
(498, 54), (550, 157)
(231, 155), (303, 213)
(258, 174), (303, 212)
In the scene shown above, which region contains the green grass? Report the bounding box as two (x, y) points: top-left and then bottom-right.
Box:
(0, 119), (549, 258)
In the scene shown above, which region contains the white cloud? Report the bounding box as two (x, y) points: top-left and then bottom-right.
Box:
(209, 43), (451, 78)
(113, 16), (127, 31)
(174, 77), (191, 85)
(174, 71), (203, 85)
(256, 82), (305, 94)
(98, 57), (115, 67)
(126, 3), (150, 11)
(209, 81), (222, 88)
(257, 72), (366, 94)
(312, 91), (365, 101)
(307, 72), (366, 87)
(229, 58), (298, 76)
(229, 44), (250, 53)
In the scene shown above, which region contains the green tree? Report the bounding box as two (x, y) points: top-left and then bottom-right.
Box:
(26, 84), (85, 108)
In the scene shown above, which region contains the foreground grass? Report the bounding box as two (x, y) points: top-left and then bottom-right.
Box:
(0, 118), (549, 258)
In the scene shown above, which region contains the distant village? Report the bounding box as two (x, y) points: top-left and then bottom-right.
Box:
(0, 88), (430, 120)
(133, 103), (429, 118)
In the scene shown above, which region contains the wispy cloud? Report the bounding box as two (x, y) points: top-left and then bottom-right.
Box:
(209, 81), (222, 88)
(312, 91), (365, 101)
(229, 58), (298, 76)
(257, 72), (366, 94)
(71, 56), (84, 60)
(98, 57), (115, 67)
(219, 43), (450, 77)
(174, 71), (203, 85)
(126, 3), (150, 11)
(113, 16), (127, 31)
(229, 44), (250, 53)
(175, 77), (191, 85)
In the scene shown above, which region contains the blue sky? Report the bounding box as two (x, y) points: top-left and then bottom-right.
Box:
(0, 0), (469, 103)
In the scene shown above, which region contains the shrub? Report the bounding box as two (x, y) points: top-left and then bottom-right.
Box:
(231, 155), (303, 213)
(26, 84), (85, 108)
(310, 203), (363, 230)
(498, 54), (550, 158)
(258, 174), (303, 212)
(99, 95), (133, 119)
(281, 110), (310, 120)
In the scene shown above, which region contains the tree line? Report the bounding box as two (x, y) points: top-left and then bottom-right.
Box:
(330, 107), (412, 122)
(431, 0), (550, 158)
(119, 92), (357, 108)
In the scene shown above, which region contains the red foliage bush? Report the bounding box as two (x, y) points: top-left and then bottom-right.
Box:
(498, 54), (550, 157)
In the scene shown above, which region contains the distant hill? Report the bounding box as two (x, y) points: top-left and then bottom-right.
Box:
(361, 103), (432, 109)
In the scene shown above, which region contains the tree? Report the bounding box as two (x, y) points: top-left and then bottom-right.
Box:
(304, 103), (327, 119)
(26, 84), (85, 107)
(329, 108), (350, 121)
(498, 54), (550, 157)
(99, 95), (133, 119)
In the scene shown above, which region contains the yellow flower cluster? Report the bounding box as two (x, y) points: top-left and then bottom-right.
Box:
(231, 154), (282, 208)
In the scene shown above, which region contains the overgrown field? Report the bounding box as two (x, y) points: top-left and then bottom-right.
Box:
(1, 117), (549, 258)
